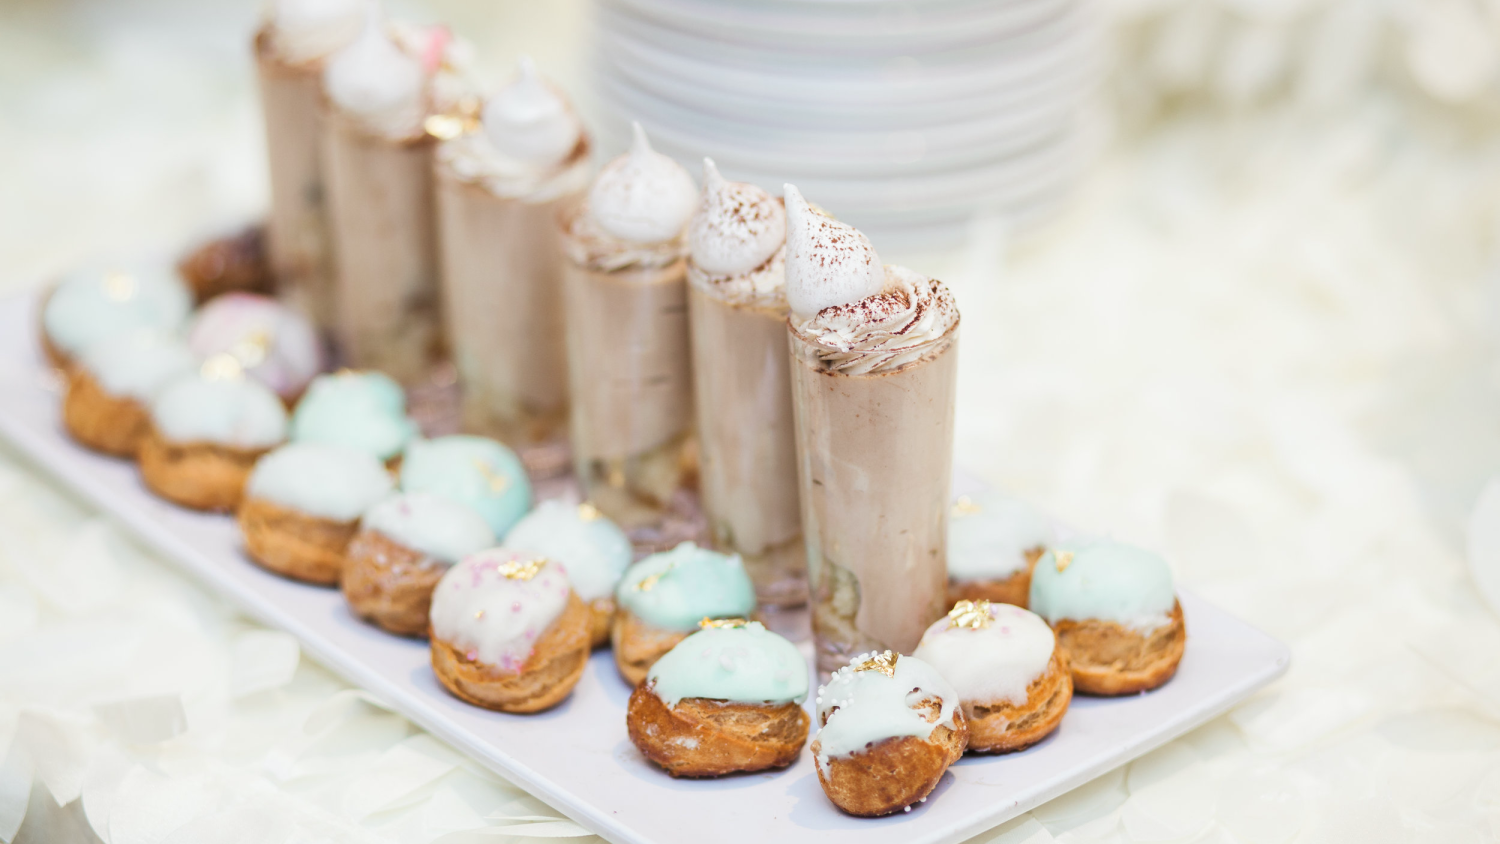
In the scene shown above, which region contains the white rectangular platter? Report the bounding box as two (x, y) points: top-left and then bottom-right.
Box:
(0, 291), (1289, 844)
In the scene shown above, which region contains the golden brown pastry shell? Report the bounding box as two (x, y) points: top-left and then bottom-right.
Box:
(946, 546), (1043, 609)
(138, 427), (268, 512)
(1054, 600), (1186, 696)
(812, 699), (968, 818)
(342, 528), (449, 634)
(626, 683), (809, 777)
(431, 591), (592, 714)
(238, 496), (356, 585)
(62, 368), (151, 458)
(965, 649), (1072, 753)
(610, 609), (691, 687)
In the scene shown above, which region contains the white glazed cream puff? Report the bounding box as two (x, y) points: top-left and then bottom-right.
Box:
(1029, 541), (1186, 696)
(62, 329), (196, 458)
(504, 500), (632, 648)
(187, 292), (326, 403)
(238, 442), (394, 585)
(343, 491), (497, 636)
(947, 492), (1055, 609)
(138, 371), (289, 511)
(40, 261), (191, 370)
(812, 651), (968, 818)
(429, 550), (592, 713)
(611, 542), (757, 686)
(627, 618), (810, 777)
(913, 600), (1071, 753)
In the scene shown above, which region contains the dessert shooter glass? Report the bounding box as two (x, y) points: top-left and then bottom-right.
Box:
(688, 281), (805, 607)
(434, 145), (587, 477)
(789, 321), (960, 672)
(254, 29), (335, 330)
(560, 219), (694, 531)
(321, 110), (442, 384)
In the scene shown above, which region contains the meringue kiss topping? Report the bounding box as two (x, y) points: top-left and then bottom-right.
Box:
(323, 11), (426, 137)
(783, 184), (885, 320)
(586, 122), (697, 245)
(269, 0), (364, 64)
(482, 56), (580, 168)
(689, 159), (786, 277)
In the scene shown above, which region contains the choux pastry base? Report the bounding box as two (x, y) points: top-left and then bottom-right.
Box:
(138, 428), (265, 512)
(946, 547), (1044, 610)
(587, 597), (615, 649)
(239, 497), (357, 586)
(965, 650), (1072, 753)
(431, 592), (592, 714)
(813, 697), (968, 818)
(62, 368), (151, 458)
(626, 682), (809, 777)
(611, 609), (690, 687)
(1055, 601), (1186, 696)
(342, 529), (446, 635)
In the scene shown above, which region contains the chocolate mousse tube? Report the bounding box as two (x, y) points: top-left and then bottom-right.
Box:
(781, 186), (960, 671)
(686, 161), (804, 607)
(433, 58), (591, 477)
(559, 123), (698, 531)
(253, 0), (363, 328)
(320, 14), (470, 383)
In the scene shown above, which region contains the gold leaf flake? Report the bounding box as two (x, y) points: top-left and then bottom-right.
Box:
(1054, 549), (1075, 573)
(852, 650), (899, 678)
(951, 495), (982, 517)
(497, 558), (546, 581)
(102, 271), (137, 301)
(472, 460), (509, 495)
(947, 599), (993, 630)
(698, 617), (749, 630)
(577, 502), (602, 521)
(200, 353), (243, 381)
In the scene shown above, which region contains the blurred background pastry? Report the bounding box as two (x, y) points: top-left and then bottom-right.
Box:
(398, 435), (533, 538)
(343, 490), (497, 635)
(186, 291), (326, 403)
(503, 499), (632, 647)
(254, 0), (363, 327)
(62, 329), (197, 458)
(40, 261), (192, 370)
(288, 369), (419, 465)
(559, 123), (697, 534)
(434, 57), (590, 477)
(238, 441), (394, 584)
(946, 492), (1057, 609)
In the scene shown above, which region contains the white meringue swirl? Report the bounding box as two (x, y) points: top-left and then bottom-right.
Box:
(267, 0), (364, 65)
(484, 56), (581, 167)
(585, 122), (697, 245)
(323, 13), (427, 139)
(791, 265), (959, 376)
(783, 184), (884, 321)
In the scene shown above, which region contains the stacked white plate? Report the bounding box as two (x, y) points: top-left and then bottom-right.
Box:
(589, 0), (1103, 248)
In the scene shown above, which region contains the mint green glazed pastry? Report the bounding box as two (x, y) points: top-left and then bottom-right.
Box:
(505, 499), (633, 647)
(628, 619), (812, 777)
(612, 542), (757, 686)
(43, 261), (191, 365)
(289, 370), (418, 462)
(647, 621), (808, 707)
(399, 435), (533, 537)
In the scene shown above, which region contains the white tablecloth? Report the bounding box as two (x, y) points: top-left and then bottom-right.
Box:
(4, 1), (1500, 842)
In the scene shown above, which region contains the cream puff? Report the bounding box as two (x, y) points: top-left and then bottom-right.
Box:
(947, 492), (1055, 609)
(628, 618), (809, 777)
(912, 599), (1071, 753)
(138, 371), (288, 511)
(343, 491), (497, 635)
(62, 329), (196, 457)
(176, 225), (271, 304)
(289, 370), (419, 465)
(40, 261), (191, 370)
(1029, 541), (1186, 696)
(611, 542), (756, 686)
(187, 292), (325, 402)
(504, 500), (632, 648)
(812, 651), (968, 817)
(429, 550), (592, 713)
(400, 435), (533, 537)
(238, 442), (394, 585)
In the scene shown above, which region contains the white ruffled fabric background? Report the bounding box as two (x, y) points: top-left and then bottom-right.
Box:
(5, 0), (1500, 841)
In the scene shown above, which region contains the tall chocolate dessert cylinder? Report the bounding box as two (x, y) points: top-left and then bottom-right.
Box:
(320, 16), (469, 383)
(559, 124), (698, 531)
(433, 58), (590, 476)
(781, 186), (961, 672)
(253, 0), (364, 328)
(686, 161), (804, 607)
